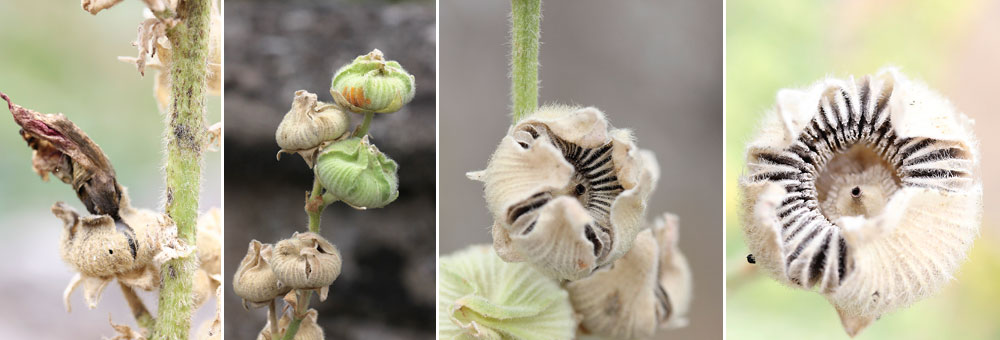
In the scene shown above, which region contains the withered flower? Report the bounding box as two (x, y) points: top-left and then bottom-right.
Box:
(469, 105), (660, 281)
(741, 68), (981, 336)
(3, 91), (123, 219)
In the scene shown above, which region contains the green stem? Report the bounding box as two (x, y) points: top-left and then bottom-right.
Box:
(510, 0), (541, 124)
(355, 112), (375, 137)
(280, 290), (313, 340)
(152, 0), (211, 339)
(119, 282), (155, 331)
(306, 177), (325, 233)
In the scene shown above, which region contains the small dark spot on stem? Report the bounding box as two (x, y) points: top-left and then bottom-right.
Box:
(169, 265), (177, 279)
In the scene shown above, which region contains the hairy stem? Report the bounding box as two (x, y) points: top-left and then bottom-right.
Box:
(306, 177), (325, 233)
(119, 282), (155, 331)
(355, 112), (375, 137)
(280, 290), (313, 340)
(152, 0), (211, 339)
(510, 0), (541, 123)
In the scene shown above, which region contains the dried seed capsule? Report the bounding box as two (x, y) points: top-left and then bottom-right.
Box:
(270, 232), (342, 301)
(197, 208), (222, 277)
(257, 309), (324, 340)
(438, 244), (576, 340)
(567, 213), (691, 339)
(330, 49), (415, 114)
(56, 194), (178, 311)
(468, 105), (660, 281)
(233, 240), (288, 308)
(56, 200), (169, 279)
(740, 68), (981, 336)
(314, 136), (399, 209)
(276, 90), (351, 167)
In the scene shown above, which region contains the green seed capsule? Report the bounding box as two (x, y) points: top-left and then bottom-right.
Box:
(314, 136), (399, 209)
(330, 49), (415, 114)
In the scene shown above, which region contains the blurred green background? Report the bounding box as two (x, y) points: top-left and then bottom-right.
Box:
(727, 0), (1000, 339)
(0, 0), (220, 338)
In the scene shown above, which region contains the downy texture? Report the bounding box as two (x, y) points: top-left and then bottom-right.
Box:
(469, 105), (660, 281)
(315, 136), (399, 209)
(438, 245), (576, 340)
(740, 67), (982, 336)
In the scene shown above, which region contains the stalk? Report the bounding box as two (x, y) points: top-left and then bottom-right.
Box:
(510, 0), (541, 123)
(119, 283), (155, 331)
(306, 177), (325, 233)
(280, 291), (313, 340)
(151, 0), (211, 338)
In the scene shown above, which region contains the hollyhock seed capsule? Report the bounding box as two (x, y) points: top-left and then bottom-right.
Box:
(314, 136), (399, 209)
(740, 68), (981, 336)
(330, 49), (415, 114)
(233, 240), (288, 309)
(276, 90), (351, 167)
(567, 213), (692, 339)
(468, 105), (660, 281)
(270, 232), (342, 301)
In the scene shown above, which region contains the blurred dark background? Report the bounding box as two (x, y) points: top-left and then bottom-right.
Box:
(223, 0), (435, 339)
(440, 1), (723, 339)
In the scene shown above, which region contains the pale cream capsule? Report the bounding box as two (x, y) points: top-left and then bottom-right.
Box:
(270, 232), (342, 301)
(233, 240), (288, 309)
(469, 105), (660, 281)
(740, 68), (981, 336)
(567, 213), (691, 339)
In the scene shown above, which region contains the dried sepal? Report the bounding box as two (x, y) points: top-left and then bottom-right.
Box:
(81, 0), (123, 15)
(741, 68), (982, 336)
(438, 245), (577, 340)
(63, 273), (110, 312)
(469, 105), (659, 281)
(4, 91), (123, 217)
(233, 240), (288, 308)
(106, 315), (146, 340)
(270, 232), (342, 300)
(257, 308), (324, 340)
(566, 213), (691, 339)
(275, 90), (351, 167)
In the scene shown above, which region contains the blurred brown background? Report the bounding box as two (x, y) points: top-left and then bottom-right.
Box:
(440, 1), (723, 339)
(223, 0), (436, 339)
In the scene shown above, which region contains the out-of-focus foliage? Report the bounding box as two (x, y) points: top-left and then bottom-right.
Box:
(727, 0), (1000, 339)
